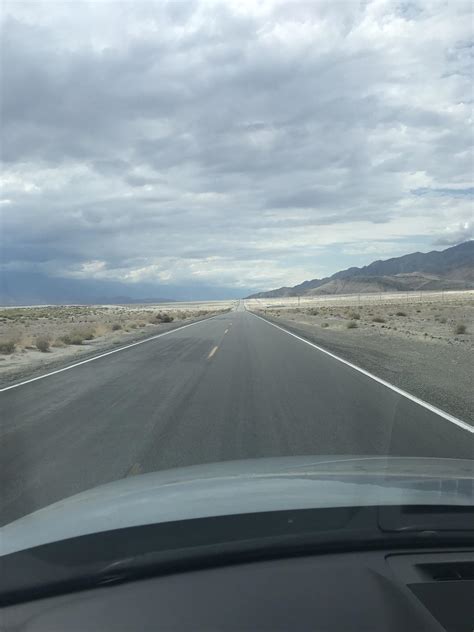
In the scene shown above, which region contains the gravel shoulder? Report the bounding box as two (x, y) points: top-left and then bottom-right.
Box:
(0, 312), (224, 389)
(252, 310), (473, 425)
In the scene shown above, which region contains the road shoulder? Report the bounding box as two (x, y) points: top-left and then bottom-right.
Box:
(0, 314), (220, 390)
(250, 310), (473, 426)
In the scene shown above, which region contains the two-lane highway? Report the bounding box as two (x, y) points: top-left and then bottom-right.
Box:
(1, 303), (472, 525)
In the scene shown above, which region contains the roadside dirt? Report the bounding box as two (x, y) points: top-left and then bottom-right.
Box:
(252, 297), (473, 425)
(0, 305), (231, 388)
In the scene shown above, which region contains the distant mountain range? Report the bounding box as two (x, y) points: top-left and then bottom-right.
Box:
(0, 270), (247, 306)
(246, 241), (474, 299)
(84, 297), (177, 305)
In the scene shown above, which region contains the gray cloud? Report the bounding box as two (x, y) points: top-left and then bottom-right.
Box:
(412, 187), (474, 198)
(1, 0), (473, 294)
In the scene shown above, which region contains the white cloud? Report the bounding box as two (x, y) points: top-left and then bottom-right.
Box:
(434, 221), (473, 246)
(1, 0), (473, 295)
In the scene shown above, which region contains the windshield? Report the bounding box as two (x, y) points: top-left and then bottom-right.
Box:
(0, 0), (473, 541)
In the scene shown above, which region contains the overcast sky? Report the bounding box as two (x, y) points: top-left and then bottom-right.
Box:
(1, 0), (473, 297)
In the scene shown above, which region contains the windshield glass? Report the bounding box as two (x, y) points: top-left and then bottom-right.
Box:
(0, 0), (473, 539)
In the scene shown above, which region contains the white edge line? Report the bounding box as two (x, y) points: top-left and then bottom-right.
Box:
(250, 311), (474, 434)
(0, 314), (222, 393)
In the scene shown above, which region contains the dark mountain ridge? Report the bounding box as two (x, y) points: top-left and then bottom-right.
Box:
(247, 241), (474, 298)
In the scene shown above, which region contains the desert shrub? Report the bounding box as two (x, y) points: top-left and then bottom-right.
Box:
(129, 323), (138, 329)
(61, 332), (83, 345)
(35, 337), (50, 352)
(307, 308), (319, 316)
(346, 321), (358, 329)
(395, 311), (407, 317)
(321, 322), (329, 328)
(156, 312), (173, 323)
(348, 312), (360, 320)
(82, 329), (95, 340)
(0, 340), (16, 354)
(454, 323), (467, 335)
(372, 316), (386, 323)
(111, 323), (122, 331)
(439, 317), (447, 324)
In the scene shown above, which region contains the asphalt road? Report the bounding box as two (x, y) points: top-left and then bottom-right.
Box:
(1, 302), (472, 525)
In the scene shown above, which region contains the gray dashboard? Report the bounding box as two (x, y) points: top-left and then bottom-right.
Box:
(3, 548), (473, 631)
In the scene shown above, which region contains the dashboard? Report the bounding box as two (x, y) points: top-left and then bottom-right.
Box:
(3, 548), (473, 631)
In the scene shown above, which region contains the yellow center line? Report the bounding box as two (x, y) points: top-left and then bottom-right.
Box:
(207, 345), (219, 359)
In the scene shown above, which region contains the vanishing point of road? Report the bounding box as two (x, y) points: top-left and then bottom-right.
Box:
(1, 301), (472, 525)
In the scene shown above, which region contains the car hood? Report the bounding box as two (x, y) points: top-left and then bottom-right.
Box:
(1, 455), (473, 555)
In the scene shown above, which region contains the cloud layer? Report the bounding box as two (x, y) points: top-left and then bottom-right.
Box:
(1, 0), (473, 296)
